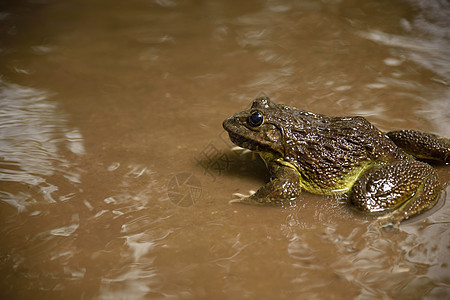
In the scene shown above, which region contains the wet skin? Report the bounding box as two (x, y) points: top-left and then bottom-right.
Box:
(223, 96), (450, 226)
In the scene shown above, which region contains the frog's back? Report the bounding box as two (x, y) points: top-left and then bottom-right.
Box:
(282, 113), (407, 193)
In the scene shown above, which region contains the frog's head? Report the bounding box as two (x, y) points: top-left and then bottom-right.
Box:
(223, 96), (292, 157)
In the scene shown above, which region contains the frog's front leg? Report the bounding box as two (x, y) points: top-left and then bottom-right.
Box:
(350, 160), (440, 228)
(230, 162), (302, 206)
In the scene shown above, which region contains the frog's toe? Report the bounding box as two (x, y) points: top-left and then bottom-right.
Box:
(229, 191), (256, 204)
(369, 214), (400, 232)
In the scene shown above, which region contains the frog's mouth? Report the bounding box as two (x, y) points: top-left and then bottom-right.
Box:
(225, 127), (280, 156)
(227, 131), (258, 151)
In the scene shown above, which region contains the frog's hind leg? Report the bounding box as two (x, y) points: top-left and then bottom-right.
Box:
(387, 130), (449, 163)
(349, 160), (440, 228)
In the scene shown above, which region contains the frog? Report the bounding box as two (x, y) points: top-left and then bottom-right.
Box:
(222, 96), (449, 227)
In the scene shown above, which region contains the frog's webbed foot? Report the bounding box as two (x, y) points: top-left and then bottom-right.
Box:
(368, 214), (400, 232)
(350, 160), (440, 227)
(228, 180), (301, 206)
(229, 164), (302, 206)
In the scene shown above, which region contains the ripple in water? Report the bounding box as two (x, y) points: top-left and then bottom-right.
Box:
(0, 80), (85, 212)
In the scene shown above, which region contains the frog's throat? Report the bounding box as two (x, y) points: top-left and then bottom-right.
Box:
(273, 158), (377, 196)
(258, 151), (283, 168)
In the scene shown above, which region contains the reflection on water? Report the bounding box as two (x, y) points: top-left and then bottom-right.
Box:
(0, 80), (84, 211)
(358, 0), (450, 136)
(361, 0), (450, 80)
(0, 80), (87, 296)
(0, 0), (449, 298)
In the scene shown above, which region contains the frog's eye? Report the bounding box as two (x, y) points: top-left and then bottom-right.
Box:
(249, 111), (264, 127)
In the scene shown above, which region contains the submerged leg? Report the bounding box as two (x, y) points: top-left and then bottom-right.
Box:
(387, 130), (449, 163)
(230, 163), (302, 206)
(349, 160), (440, 227)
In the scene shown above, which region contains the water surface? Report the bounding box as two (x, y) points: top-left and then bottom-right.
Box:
(0, 0), (449, 299)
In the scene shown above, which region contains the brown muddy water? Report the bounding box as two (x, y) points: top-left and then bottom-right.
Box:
(1, 0), (449, 299)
